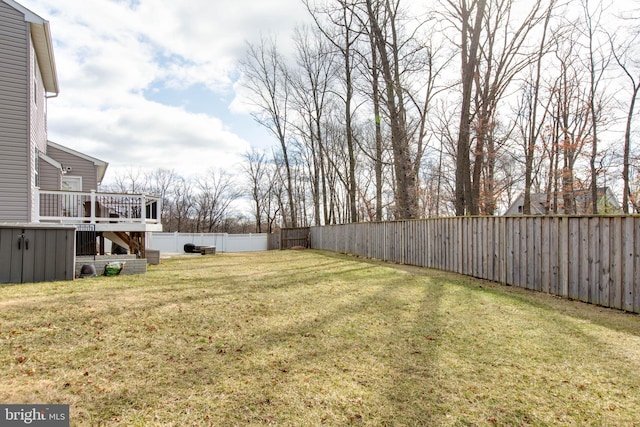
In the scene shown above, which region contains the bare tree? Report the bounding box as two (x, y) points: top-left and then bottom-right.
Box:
(431, 102), (460, 216)
(240, 35), (297, 227)
(304, 0), (362, 222)
(549, 36), (593, 214)
(194, 169), (242, 233)
(170, 176), (195, 232)
(443, 0), (561, 215)
(225, 0), (636, 223)
(611, 26), (640, 213)
(145, 168), (178, 231)
(364, 14), (385, 221)
(242, 149), (269, 232)
(515, 74), (554, 213)
(581, 0), (612, 214)
(445, 0), (487, 215)
(519, 1), (557, 214)
(289, 25), (337, 225)
(364, 0), (420, 219)
(104, 167), (148, 194)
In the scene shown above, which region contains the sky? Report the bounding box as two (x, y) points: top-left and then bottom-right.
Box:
(19, 0), (311, 184)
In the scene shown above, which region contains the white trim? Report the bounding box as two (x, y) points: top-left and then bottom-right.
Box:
(39, 152), (62, 170)
(1, 0), (45, 24)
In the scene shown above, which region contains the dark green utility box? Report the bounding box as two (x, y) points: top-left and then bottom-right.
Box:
(0, 224), (76, 283)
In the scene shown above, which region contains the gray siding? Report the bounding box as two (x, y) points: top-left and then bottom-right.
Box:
(0, 1), (30, 221)
(47, 145), (99, 191)
(30, 38), (48, 220)
(39, 156), (61, 190)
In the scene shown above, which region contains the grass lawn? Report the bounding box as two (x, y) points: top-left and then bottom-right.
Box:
(1, 250), (639, 426)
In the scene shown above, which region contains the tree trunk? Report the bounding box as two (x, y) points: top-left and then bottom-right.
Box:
(366, 0), (418, 219)
(370, 30), (384, 222)
(623, 85), (639, 214)
(454, 0), (486, 216)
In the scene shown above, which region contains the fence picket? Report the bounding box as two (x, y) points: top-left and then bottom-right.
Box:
(622, 218), (634, 312)
(541, 218), (550, 293)
(549, 217), (559, 295)
(601, 218), (611, 307)
(528, 218), (535, 290)
(589, 218), (599, 305)
(578, 218), (589, 301)
(611, 217), (622, 309)
(634, 217), (640, 313)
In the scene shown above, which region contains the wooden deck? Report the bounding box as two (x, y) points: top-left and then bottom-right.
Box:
(36, 189), (162, 232)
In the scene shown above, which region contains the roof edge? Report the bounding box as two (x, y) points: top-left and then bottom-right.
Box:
(38, 21), (59, 94)
(47, 140), (109, 183)
(2, 0), (45, 23)
(39, 152), (63, 169)
(2, 0), (59, 94)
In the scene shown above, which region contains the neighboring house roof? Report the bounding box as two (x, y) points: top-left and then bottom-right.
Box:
(47, 141), (109, 185)
(504, 193), (548, 215)
(2, 0), (59, 94)
(505, 187), (621, 215)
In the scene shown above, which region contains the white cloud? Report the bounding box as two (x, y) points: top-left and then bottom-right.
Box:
(18, 0), (310, 184)
(48, 96), (250, 176)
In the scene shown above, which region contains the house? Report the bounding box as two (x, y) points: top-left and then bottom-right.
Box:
(0, 0), (161, 263)
(505, 187), (622, 215)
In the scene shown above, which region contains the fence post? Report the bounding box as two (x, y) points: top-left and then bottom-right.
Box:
(140, 194), (147, 223)
(90, 190), (96, 224)
(35, 188), (41, 222)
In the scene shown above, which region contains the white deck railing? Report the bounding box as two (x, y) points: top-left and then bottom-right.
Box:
(36, 189), (161, 225)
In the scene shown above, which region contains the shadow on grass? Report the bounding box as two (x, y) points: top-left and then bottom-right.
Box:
(315, 250), (640, 338)
(2, 249), (639, 425)
(55, 261), (446, 423)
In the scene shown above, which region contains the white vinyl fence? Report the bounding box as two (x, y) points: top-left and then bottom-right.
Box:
(148, 232), (268, 253)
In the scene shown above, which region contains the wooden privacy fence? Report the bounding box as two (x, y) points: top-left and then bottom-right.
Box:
(310, 216), (640, 313)
(280, 227), (311, 249)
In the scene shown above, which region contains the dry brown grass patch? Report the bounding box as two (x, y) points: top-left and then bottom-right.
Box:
(1, 250), (639, 425)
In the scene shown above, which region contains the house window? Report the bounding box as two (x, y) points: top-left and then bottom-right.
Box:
(62, 176), (82, 191)
(518, 205), (523, 214)
(61, 176), (83, 217)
